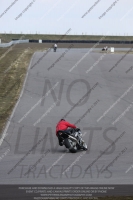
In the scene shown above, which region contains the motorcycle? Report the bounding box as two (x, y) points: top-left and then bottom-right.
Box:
(54, 47), (57, 52)
(59, 128), (88, 153)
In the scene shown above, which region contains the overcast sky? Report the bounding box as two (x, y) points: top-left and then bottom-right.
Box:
(0, 0), (133, 35)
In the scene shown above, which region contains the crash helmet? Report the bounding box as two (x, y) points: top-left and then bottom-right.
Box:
(60, 119), (65, 121)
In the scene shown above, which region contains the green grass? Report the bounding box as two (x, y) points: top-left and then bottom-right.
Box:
(0, 33), (133, 43)
(0, 44), (47, 134)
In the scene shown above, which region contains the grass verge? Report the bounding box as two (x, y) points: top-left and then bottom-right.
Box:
(0, 33), (133, 43)
(0, 44), (46, 134)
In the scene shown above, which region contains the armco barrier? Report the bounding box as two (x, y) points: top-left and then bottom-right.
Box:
(41, 40), (133, 44)
(0, 40), (29, 48)
(0, 39), (133, 48)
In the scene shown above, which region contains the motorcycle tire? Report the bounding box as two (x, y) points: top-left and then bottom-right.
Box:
(64, 139), (77, 153)
(64, 138), (71, 149)
(82, 142), (88, 151)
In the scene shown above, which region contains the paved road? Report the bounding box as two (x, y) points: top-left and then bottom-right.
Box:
(0, 49), (133, 184)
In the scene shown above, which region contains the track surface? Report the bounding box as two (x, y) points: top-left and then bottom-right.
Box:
(0, 48), (133, 184)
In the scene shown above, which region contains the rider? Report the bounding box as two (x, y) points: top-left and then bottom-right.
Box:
(54, 43), (57, 52)
(56, 119), (76, 146)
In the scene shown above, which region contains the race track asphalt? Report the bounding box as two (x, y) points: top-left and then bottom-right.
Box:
(0, 48), (133, 184)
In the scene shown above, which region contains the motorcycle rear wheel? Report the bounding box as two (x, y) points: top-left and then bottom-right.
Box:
(64, 139), (77, 153)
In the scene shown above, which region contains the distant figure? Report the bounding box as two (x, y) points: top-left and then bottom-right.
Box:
(102, 47), (105, 51)
(54, 43), (57, 52)
(102, 46), (108, 51)
(105, 46), (108, 51)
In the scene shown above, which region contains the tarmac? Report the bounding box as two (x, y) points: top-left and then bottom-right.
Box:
(0, 48), (133, 185)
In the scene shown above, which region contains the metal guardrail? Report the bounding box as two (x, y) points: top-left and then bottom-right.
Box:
(0, 39), (133, 48)
(29, 39), (133, 44)
(0, 40), (29, 48)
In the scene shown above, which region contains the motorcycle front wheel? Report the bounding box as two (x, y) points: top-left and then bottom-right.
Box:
(82, 142), (88, 151)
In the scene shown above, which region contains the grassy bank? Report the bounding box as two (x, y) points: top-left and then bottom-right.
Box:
(0, 44), (46, 134)
(0, 33), (133, 43)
